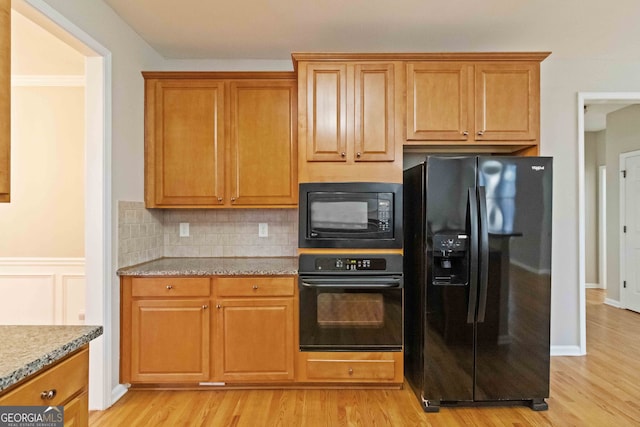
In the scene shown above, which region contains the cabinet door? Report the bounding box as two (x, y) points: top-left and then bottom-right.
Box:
(131, 299), (210, 382)
(0, 0), (9, 202)
(354, 63), (395, 161)
(406, 62), (473, 141)
(304, 63), (348, 162)
(229, 80), (297, 206)
(63, 391), (88, 427)
(215, 298), (294, 382)
(474, 63), (539, 141)
(148, 80), (225, 206)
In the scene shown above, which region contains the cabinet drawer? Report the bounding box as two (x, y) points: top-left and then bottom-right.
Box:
(306, 359), (396, 381)
(216, 277), (294, 297)
(132, 277), (210, 297)
(0, 347), (88, 406)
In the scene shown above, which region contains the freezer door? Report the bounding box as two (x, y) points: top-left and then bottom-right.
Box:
(422, 156), (477, 403)
(474, 156), (552, 401)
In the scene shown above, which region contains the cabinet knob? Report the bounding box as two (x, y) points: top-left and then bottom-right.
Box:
(356, 152), (361, 158)
(202, 305), (208, 310)
(340, 152), (346, 157)
(477, 130), (485, 136)
(231, 197), (236, 202)
(217, 197), (223, 202)
(40, 389), (57, 400)
(348, 368), (354, 376)
(462, 131), (469, 136)
(216, 304), (221, 309)
(252, 285), (259, 290)
(166, 285), (173, 290)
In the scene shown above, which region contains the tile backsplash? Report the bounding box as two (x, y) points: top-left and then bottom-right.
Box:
(118, 201), (164, 268)
(118, 202), (297, 268)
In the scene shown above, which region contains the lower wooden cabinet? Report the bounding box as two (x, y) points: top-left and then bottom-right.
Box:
(120, 275), (296, 385)
(0, 346), (89, 426)
(296, 351), (404, 384)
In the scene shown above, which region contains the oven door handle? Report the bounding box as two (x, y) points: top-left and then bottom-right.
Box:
(299, 277), (403, 288)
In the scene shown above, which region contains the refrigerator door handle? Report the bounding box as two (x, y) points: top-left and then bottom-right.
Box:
(477, 185), (489, 323)
(467, 187), (479, 324)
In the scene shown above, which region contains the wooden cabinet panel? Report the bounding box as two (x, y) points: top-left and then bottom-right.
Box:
(0, 347), (88, 406)
(131, 299), (210, 382)
(131, 277), (210, 297)
(144, 72), (297, 208)
(474, 63), (538, 141)
(150, 79), (225, 206)
(295, 56), (402, 182)
(305, 64), (348, 162)
(297, 351), (403, 384)
(406, 62), (472, 141)
(229, 80), (297, 205)
(403, 53), (547, 153)
(215, 297), (294, 382)
(354, 64), (395, 161)
(63, 391), (88, 427)
(216, 277), (294, 297)
(0, 0), (9, 203)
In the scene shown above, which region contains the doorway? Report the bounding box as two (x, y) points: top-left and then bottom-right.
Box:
(12, 0), (112, 410)
(578, 92), (640, 355)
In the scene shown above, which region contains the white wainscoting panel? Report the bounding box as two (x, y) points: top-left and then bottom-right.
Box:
(0, 258), (86, 325)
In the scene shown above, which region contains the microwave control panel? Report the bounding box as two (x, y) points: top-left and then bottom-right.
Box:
(378, 196), (391, 231)
(314, 257), (387, 272)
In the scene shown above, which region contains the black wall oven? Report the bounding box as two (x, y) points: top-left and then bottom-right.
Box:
(298, 254), (403, 351)
(298, 182), (402, 249)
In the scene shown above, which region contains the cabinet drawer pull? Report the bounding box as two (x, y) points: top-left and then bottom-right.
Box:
(202, 305), (209, 310)
(462, 131), (469, 136)
(40, 389), (57, 400)
(348, 368), (354, 376)
(166, 285), (173, 290)
(477, 130), (485, 136)
(252, 285), (259, 290)
(217, 197), (223, 202)
(356, 152), (361, 158)
(340, 152), (346, 157)
(231, 197), (236, 202)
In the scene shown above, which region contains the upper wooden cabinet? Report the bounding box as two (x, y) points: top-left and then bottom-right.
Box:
(144, 72), (297, 208)
(404, 53), (549, 154)
(0, 0), (10, 203)
(293, 54), (404, 183)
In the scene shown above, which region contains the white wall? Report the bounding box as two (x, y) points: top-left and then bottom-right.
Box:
(584, 132), (599, 285)
(541, 58), (640, 349)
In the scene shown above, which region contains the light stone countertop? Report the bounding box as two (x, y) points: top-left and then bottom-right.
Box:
(116, 257), (298, 276)
(0, 325), (103, 393)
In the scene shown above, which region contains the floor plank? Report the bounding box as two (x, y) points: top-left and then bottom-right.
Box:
(90, 290), (640, 426)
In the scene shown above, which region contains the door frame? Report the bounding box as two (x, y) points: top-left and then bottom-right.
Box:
(619, 150), (640, 310)
(16, 0), (113, 409)
(578, 92), (640, 355)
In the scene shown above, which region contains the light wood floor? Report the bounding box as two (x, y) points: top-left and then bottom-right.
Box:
(90, 289), (640, 426)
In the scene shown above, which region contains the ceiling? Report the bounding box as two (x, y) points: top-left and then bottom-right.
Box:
(584, 104), (629, 132)
(103, 0), (640, 60)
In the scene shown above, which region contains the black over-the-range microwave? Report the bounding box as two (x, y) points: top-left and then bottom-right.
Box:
(298, 182), (402, 249)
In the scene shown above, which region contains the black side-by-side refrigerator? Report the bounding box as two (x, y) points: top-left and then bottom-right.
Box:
(403, 155), (552, 412)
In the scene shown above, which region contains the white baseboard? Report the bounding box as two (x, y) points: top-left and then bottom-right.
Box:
(585, 282), (603, 289)
(110, 384), (129, 407)
(604, 298), (623, 309)
(550, 345), (584, 356)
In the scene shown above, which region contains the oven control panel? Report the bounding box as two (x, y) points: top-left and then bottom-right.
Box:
(314, 257), (387, 271)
